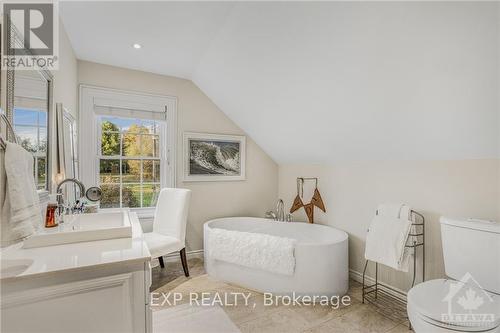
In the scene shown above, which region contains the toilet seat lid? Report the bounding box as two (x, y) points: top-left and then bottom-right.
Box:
(408, 279), (500, 331)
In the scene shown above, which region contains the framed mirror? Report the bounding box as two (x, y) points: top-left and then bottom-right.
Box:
(5, 25), (53, 191)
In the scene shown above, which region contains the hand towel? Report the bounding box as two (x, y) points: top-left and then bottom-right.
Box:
(2, 142), (42, 245)
(365, 213), (412, 272)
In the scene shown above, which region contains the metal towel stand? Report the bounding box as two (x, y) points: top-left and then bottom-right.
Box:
(362, 209), (425, 328)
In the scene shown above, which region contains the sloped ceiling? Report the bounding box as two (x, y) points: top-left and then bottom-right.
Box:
(60, 1), (499, 164)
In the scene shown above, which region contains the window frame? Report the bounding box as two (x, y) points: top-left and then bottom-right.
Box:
(96, 116), (164, 209)
(79, 85), (177, 217)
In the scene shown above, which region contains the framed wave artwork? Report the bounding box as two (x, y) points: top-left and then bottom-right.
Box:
(183, 132), (246, 182)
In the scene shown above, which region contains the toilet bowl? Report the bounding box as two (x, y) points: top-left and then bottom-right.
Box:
(407, 279), (500, 333)
(407, 218), (500, 333)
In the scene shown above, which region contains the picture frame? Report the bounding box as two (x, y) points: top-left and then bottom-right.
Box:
(183, 132), (246, 182)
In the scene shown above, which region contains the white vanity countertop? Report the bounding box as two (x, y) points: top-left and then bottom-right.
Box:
(0, 211), (151, 281)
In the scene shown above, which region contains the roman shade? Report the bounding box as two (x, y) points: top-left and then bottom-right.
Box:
(93, 97), (167, 121)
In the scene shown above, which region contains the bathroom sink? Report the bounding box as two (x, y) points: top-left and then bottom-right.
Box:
(0, 259), (33, 278)
(23, 211), (132, 249)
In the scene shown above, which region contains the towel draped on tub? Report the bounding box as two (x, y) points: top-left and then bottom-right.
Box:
(207, 227), (297, 276)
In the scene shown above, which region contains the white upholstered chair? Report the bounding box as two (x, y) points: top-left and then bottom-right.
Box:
(143, 188), (192, 276)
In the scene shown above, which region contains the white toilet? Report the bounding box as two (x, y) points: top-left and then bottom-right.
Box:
(407, 217), (500, 332)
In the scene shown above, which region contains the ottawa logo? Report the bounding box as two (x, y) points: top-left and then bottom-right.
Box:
(441, 273), (497, 327)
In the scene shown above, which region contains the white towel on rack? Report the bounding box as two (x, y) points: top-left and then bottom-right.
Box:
(377, 203), (403, 218)
(365, 203), (413, 272)
(1, 142), (42, 246)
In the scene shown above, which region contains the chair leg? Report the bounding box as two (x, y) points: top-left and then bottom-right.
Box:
(180, 248), (189, 277)
(158, 256), (165, 268)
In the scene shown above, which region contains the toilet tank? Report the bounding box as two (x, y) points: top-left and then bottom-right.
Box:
(440, 217), (500, 294)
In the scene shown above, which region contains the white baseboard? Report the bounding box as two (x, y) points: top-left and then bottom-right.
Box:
(349, 269), (408, 302)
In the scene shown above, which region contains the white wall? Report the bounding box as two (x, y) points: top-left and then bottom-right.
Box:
(53, 20), (78, 117)
(77, 61), (278, 251)
(279, 160), (500, 291)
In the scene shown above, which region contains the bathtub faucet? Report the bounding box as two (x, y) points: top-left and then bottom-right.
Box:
(265, 211), (277, 220)
(265, 199), (292, 222)
(276, 199), (285, 221)
(277, 199), (292, 222)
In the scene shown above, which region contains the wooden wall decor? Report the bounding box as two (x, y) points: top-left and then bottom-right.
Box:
(290, 195), (304, 213)
(311, 188), (326, 212)
(289, 178), (326, 223)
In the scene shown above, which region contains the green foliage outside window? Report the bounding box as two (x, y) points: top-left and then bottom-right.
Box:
(99, 118), (160, 208)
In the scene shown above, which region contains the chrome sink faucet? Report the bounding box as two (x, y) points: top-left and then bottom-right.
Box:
(56, 178), (86, 216)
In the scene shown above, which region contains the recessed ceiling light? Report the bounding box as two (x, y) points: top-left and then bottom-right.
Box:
(132, 43), (142, 49)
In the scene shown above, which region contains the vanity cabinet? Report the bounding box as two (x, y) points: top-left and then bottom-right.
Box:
(0, 212), (152, 333)
(1, 262), (152, 332)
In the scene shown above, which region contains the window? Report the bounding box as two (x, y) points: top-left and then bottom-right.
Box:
(13, 108), (47, 189)
(97, 116), (162, 208)
(80, 86), (176, 214)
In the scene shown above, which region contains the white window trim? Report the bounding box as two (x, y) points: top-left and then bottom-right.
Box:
(79, 85), (177, 215)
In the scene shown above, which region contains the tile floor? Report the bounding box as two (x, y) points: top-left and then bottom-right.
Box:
(151, 258), (413, 333)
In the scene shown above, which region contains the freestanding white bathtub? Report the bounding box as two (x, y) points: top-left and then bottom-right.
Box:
(204, 217), (349, 297)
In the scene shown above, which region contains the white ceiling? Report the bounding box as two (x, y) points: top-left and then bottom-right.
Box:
(61, 2), (235, 79)
(60, 2), (499, 164)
